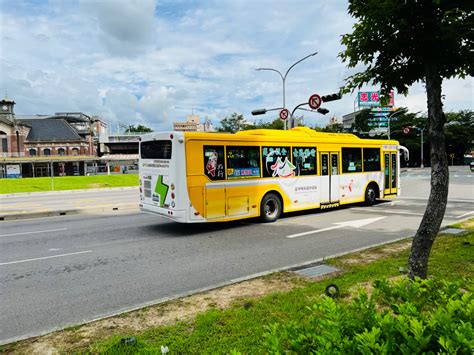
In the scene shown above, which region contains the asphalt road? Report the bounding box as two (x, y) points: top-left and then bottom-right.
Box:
(1, 167), (473, 344)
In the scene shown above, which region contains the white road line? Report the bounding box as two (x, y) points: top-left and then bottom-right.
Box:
(0, 228), (67, 238)
(286, 217), (386, 239)
(286, 225), (342, 239)
(0, 250), (93, 266)
(363, 208), (425, 216)
(400, 196), (474, 203)
(457, 211), (474, 219)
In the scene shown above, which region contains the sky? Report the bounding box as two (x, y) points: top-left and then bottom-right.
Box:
(0, 0), (472, 132)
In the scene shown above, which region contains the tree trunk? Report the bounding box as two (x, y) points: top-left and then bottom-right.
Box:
(407, 65), (449, 279)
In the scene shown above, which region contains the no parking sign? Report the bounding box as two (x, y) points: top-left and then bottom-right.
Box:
(279, 109), (289, 120)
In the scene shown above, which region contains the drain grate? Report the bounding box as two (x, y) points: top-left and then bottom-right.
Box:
(294, 264), (339, 278)
(443, 228), (466, 235)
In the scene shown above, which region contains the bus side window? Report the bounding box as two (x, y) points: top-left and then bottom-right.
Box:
(226, 146), (260, 179)
(363, 148), (381, 171)
(342, 147), (362, 173)
(203, 146), (225, 180)
(292, 147), (317, 176)
(262, 146), (291, 178)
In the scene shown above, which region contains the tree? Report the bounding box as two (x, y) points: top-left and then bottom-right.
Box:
(125, 124), (153, 133)
(322, 122), (344, 133)
(445, 110), (474, 165)
(217, 113), (254, 133)
(254, 117), (285, 130)
(340, 0), (473, 279)
(351, 109), (372, 134)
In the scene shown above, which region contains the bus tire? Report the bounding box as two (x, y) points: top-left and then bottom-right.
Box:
(260, 193), (282, 223)
(364, 184), (377, 206)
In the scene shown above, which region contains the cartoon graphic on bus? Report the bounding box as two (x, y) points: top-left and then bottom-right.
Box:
(270, 156), (296, 177)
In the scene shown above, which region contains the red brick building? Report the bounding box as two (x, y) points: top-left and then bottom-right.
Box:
(0, 96), (107, 177)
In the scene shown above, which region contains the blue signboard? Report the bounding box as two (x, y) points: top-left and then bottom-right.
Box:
(227, 167), (260, 179)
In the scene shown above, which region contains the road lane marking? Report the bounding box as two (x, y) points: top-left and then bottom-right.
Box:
(363, 208), (425, 216)
(0, 228), (67, 238)
(457, 211), (474, 218)
(286, 216), (386, 239)
(0, 250), (92, 266)
(399, 197), (474, 203)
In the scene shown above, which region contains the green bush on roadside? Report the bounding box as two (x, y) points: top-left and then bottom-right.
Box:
(263, 277), (473, 354)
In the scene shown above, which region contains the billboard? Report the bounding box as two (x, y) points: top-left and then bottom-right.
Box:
(358, 90), (394, 107)
(6, 164), (21, 178)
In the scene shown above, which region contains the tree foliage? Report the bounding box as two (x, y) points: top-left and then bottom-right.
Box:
(322, 122), (344, 133)
(254, 118), (284, 130)
(352, 109), (372, 133)
(218, 113), (253, 133)
(340, 0), (473, 97)
(340, 0), (473, 279)
(125, 124), (153, 133)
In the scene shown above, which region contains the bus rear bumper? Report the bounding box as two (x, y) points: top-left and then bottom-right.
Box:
(140, 204), (187, 222)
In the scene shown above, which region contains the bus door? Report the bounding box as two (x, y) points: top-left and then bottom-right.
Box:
(383, 152), (398, 196)
(320, 152), (340, 204)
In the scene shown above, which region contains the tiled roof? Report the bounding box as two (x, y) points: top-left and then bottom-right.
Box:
(20, 118), (82, 141)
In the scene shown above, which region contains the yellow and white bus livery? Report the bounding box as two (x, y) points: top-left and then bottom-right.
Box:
(139, 127), (401, 223)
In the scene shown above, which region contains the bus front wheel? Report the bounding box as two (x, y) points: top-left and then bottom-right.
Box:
(364, 184), (377, 206)
(260, 193), (282, 223)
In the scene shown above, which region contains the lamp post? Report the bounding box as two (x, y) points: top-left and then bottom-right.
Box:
(414, 127), (425, 168)
(255, 51), (318, 129)
(386, 108), (407, 139)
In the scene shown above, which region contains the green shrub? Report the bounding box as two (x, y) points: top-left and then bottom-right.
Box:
(263, 278), (473, 354)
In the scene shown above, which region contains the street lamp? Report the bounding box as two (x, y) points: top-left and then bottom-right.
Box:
(255, 51), (318, 129)
(386, 108), (407, 139)
(412, 127), (425, 168)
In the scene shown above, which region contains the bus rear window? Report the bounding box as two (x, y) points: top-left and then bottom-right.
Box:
(141, 140), (172, 159)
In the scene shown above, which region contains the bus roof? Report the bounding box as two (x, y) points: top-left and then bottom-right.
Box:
(182, 127), (399, 146)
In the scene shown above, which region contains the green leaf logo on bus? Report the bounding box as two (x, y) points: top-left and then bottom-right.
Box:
(153, 175), (169, 207)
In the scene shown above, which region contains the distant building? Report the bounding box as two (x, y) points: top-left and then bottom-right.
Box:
(0, 95), (126, 178)
(342, 110), (362, 131)
(173, 114), (214, 132)
(328, 116), (340, 126)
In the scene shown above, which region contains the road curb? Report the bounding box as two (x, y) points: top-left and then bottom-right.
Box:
(0, 186), (138, 199)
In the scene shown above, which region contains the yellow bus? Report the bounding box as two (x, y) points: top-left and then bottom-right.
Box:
(139, 127), (401, 223)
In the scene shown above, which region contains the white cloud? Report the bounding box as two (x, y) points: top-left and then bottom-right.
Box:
(80, 0), (157, 56)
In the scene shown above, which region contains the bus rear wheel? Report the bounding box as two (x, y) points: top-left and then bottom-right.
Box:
(260, 193), (282, 223)
(364, 184), (377, 206)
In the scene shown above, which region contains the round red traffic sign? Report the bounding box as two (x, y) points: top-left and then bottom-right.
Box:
(308, 94), (322, 110)
(403, 127), (410, 134)
(279, 108), (289, 120)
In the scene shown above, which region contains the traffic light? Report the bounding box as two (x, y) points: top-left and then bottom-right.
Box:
(321, 93), (342, 103)
(317, 108), (329, 115)
(251, 108), (267, 116)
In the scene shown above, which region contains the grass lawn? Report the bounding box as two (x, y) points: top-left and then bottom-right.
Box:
(0, 175), (139, 194)
(2, 220), (473, 354)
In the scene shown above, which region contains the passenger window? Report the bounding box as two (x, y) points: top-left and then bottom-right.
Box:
(203, 146), (225, 180)
(342, 147), (363, 173)
(262, 146), (293, 178)
(363, 148), (381, 172)
(226, 146), (260, 179)
(292, 147), (317, 175)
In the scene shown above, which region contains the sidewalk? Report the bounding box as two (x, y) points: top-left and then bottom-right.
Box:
(0, 187), (139, 221)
